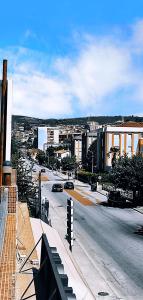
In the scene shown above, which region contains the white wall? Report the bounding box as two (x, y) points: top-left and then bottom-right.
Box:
(38, 127), (47, 150)
(75, 140), (82, 162)
(54, 129), (59, 144)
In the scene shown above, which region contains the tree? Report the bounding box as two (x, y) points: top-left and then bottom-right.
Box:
(108, 146), (120, 168)
(61, 156), (76, 171)
(12, 154), (37, 202)
(36, 150), (45, 165)
(86, 140), (97, 172)
(109, 154), (143, 203)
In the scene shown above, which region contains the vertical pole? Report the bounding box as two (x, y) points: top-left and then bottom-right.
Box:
(3, 61), (8, 163)
(39, 171), (41, 219)
(92, 152), (94, 173)
(0, 60), (7, 186)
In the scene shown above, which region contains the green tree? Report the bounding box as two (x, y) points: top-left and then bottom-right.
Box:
(12, 155), (37, 202)
(109, 154), (143, 203)
(86, 140), (97, 172)
(36, 150), (45, 165)
(61, 156), (76, 171)
(108, 146), (120, 168)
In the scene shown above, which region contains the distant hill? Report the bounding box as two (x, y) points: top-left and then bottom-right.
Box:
(12, 115), (143, 128)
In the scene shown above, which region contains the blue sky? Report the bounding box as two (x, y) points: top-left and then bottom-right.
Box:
(1, 1), (143, 118)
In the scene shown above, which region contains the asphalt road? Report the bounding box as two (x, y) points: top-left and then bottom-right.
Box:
(36, 166), (143, 299)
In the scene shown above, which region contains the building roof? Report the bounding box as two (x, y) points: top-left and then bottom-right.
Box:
(114, 121), (143, 127)
(55, 149), (69, 154)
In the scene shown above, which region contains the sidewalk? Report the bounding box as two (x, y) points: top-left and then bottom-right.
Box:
(57, 171), (143, 214)
(134, 206), (143, 214)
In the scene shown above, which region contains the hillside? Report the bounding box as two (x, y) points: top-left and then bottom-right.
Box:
(12, 115), (143, 127)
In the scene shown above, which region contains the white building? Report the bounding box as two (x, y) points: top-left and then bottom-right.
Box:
(38, 127), (59, 151)
(97, 122), (143, 171)
(54, 149), (70, 161)
(72, 136), (82, 163)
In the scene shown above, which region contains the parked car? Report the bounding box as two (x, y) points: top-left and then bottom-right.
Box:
(52, 183), (63, 192)
(64, 181), (74, 190)
(107, 190), (126, 207)
(41, 168), (46, 173)
(91, 183), (97, 191)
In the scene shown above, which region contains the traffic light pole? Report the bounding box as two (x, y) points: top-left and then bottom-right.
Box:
(67, 197), (74, 252)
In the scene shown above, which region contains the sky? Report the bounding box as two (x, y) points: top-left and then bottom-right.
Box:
(1, 1), (143, 118)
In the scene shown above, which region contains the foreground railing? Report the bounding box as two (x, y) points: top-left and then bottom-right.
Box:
(20, 234), (76, 300)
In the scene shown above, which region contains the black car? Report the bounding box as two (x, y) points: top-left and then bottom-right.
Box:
(64, 181), (74, 190)
(108, 190), (126, 207)
(52, 183), (63, 192)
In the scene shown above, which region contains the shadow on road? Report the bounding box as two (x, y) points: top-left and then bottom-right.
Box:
(99, 201), (137, 209)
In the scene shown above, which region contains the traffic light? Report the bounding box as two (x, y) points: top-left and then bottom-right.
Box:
(67, 197), (74, 251)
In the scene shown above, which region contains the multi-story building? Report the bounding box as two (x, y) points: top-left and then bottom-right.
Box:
(38, 127), (59, 150)
(97, 122), (143, 171)
(54, 149), (71, 161)
(71, 135), (82, 163)
(82, 132), (97, 167)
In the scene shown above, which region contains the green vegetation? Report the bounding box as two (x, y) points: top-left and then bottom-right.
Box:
(12, 114), (143, 128)
(61, 156), (76, 171)
(109, 154), (143, 203)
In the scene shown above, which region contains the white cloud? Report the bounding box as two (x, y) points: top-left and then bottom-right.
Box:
(13, 67), (72, 118)
(2, 19), (143, 118)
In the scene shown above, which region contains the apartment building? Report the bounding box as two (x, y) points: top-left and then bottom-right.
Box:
(97, 122), (143, 171)
(71, 135), (82, 163)
(38, 127), (59, 150)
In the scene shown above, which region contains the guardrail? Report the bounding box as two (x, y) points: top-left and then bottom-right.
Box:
(20, 234), (76, 300)
(39, 234), (76, 299)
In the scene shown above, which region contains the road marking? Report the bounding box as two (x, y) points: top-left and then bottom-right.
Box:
(64, 189), (95, 206)
(33, 174), (49, 181)
(76, 187), (102, 204)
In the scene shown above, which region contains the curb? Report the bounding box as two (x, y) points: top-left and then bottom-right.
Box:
(133, 208), (143, 214)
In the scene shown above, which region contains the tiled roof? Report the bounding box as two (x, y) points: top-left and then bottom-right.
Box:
(115, 121), (143, 127)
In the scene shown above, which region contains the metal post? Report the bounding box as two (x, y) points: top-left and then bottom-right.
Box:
(39, 171), (41, 219)
(91, 152), (94, 173)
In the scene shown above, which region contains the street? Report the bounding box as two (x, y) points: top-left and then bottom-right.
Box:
(35, 165), (143, 299)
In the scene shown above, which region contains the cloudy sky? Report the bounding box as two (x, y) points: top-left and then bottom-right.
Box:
(1, 0), (143, 118)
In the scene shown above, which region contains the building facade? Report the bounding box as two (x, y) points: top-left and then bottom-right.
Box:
(38, 127), (59, 150)
(82, 132), (97, 167)
(97, 122), (143, 171)
(71, 136), (82, 163)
